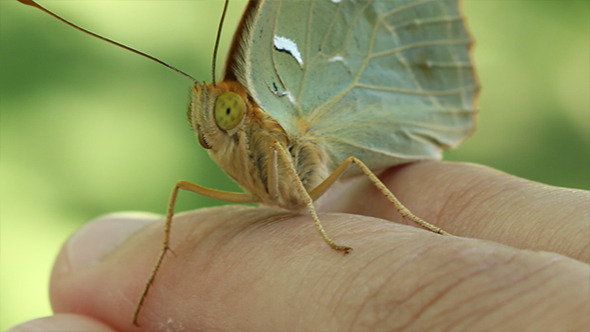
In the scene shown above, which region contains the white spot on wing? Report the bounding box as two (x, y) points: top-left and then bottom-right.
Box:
(328, 54), (345, 62)
(273, 35), (303, 67)
(284, 91), (296, 105)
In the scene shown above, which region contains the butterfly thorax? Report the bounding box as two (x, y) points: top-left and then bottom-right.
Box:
(189, 81), (329, 211)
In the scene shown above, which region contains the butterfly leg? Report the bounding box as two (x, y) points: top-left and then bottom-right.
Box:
(270, 141), (352, 253)
(132, 181), (255, 326)
(309, 157), (452, 236)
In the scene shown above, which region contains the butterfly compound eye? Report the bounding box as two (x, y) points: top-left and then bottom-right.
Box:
(214, 91), (246, 131)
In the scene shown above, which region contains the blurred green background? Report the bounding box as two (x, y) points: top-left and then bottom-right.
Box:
(1, 0), (588, 329)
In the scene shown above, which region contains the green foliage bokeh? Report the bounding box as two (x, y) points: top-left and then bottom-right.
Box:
(0, 1), (588, 329)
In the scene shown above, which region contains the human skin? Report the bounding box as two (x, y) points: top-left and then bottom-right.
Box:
(8, 162), (590, 331)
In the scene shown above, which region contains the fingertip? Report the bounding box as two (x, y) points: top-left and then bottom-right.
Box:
(54, 212), (161, 277)
(50, 212), (162, 323)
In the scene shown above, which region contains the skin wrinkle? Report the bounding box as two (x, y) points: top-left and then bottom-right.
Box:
(291, 255), (315, 301)
(399, 254), (510, 331)
(430, 268), (512, 332)
(279, 249), (321, 329)
(318, 242), (363, 325)
(350, 237), (469, 331)
(532, 186), (590, 263)
(433, 180), (463, 226)
(280, 214), (374, 329)
(317, 224), (425, 329)
(569, 302), (590, 331)
(438, 253), (521, 331)
(446, 252), (568, 330)
(304, 225), (362, 330)
(321, 260), (346, 324)
(150, 209), (283, 329)
(274, 214), (327, 251)
(257, 269), (290, 329)
(362, 272), (400, 330)
(346, 233), (588, 332)
(440, 250), (517, 310)
(266, 215), (339, 329)
(291, 244), (331, 323)
(228, 210), (303, 250)
(293, 256), (325, 329)
(455, 253), (571, 331)
(337, 228), (437, 329)
(183, 215), (241, 274)
(561, 214), (589, 263)
(368, 238), (446, 329)
(346, 244), (412, 330)
(481, 279), (548, 330)
(383, 242), (451, 322)
(500, 182), (589, 263)
(442, 174), (503, 227)
(213, 213), (265, 252)
(388, 242), (528, 331)
(429, 165), (532, 236)
(478, 186), (532, 241)
(578, 241), (590, 264)
(500, 291), (549, 331)
(429, 165), (491, 228)
(510, 256), (580, 326)
(356, 245), (433, 331)
(380, 163), (495, 232)
(463, 178), (517, 222)
(215, 258), (266, 326)
(179, 206), (251, 247)
(197, 208), (289, 262)
(264, 212), (312, 245)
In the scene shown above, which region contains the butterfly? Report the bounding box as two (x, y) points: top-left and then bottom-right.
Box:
(21, 0), (478, 326)
(185, 0), (478, 244)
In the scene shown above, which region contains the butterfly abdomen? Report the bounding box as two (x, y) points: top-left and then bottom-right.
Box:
(289, 136), (330, 194)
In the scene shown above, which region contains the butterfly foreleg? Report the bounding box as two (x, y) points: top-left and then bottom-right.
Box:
(269, 141), (352, 253)
(309, 157), (452, 236)
(132, 180), (255, 326)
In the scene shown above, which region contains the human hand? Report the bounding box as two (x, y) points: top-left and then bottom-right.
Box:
(9, 162), (589, 331)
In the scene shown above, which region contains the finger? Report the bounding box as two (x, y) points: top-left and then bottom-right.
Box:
(50, 207), (589, 331)
(320, 161), (590, 263)
(7, 314), (116, 332)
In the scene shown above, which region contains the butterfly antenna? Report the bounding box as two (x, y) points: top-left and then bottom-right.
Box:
(212, 0), (230, 87)
(19, 0), (199, 84)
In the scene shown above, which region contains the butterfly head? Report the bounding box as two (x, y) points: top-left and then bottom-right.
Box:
(188, 81), (251, 151)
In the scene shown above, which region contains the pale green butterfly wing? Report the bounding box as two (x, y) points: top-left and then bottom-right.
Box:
(227, 0), (478, 175)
